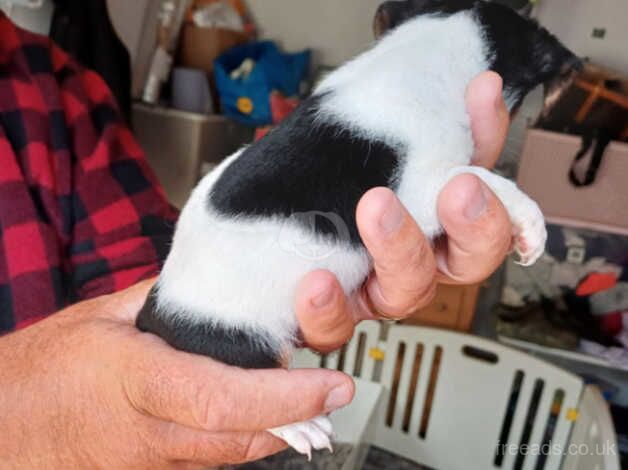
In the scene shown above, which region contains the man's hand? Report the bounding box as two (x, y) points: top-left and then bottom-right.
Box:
(296, 71), (513, 352)
(0, 71), (512, 469)
(0, 280), (354, 469)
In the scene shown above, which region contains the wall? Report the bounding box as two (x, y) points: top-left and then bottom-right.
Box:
(246, 0), (382, 67)
(0, 0), (54, 34)
(536, 0), (628, 76)
(109, 0), (160, 97)
(107, 0), (152, 64)
(5, 1), (627, 76)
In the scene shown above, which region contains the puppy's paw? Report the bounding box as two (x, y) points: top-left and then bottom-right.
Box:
(512, 199), (547, 266)
(268, 415), (333, 460)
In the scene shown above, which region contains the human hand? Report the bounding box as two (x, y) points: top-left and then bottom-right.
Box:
(0, 280), (354, 469)
(296, 71), (513, 352)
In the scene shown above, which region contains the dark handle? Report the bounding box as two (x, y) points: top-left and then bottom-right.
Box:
(568, 129), (612, 187)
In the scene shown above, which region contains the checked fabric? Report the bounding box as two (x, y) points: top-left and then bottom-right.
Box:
(0, 13), (177, 333)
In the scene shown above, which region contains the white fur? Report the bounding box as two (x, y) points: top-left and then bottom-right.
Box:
(315, 12), (493, 239)
(158, 11), (546, 346)
(157, 151), (371, 349)
(269, 416), (334, 460)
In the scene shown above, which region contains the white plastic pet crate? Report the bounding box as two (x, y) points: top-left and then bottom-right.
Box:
(293, 322), (621, 470)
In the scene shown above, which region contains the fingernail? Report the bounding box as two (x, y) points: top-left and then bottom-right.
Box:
(464, 182), (488, 221)
(325, 384), (353, 412)
(379, 194), (404, 234)
(311, 281), (334, 309)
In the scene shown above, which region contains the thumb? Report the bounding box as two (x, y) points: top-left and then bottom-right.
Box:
(466, 71), (509, 168)
(436, 174), (512, 283)
(125, 343), (355, 432)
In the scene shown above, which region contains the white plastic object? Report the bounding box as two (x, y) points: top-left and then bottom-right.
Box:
(331, 379), (384, 470)
(293, 323), (621, 470)
(562, 386), (621, 470)
(374, 325), (581, 470)
(142, 47), (173, 104)
(192, 1), (244, 31)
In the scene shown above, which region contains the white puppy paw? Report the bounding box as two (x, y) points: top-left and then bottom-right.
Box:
(511, 199), (547, 266)
(268, 415), (334, 460)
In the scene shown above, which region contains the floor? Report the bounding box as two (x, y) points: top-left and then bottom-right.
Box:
(230, 445), (428, 470)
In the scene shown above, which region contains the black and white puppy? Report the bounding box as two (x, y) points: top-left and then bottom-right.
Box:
(137, 0), (579, 458)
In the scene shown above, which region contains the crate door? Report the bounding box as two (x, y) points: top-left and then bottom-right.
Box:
(373, 326), (583, 470)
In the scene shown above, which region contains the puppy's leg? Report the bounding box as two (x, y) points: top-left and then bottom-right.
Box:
(447, 167), (547, 266)
(269, 415), (334, 460)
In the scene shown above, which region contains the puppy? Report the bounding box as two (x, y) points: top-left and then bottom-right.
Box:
(137, 0), (580, 458)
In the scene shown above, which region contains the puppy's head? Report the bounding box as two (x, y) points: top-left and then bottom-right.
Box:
(374, 0), (582, 109)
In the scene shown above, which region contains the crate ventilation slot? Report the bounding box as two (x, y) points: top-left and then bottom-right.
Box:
(384, 343), (443, 441)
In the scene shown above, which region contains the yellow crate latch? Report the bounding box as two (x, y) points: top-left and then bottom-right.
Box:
(566, 408), (579, 422)
(369, 347), (385, 361)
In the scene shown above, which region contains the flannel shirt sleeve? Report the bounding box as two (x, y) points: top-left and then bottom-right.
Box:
(0, 15), (177, 332)
(54, 48), (177, 300)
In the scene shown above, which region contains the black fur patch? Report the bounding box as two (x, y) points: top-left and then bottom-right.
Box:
(475, 2), (579, 107)
(375, 1), (580, 109)
(136, 289), (282, 369)
(209, 95), (404, 246)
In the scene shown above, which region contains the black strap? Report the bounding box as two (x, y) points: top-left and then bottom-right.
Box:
(569, 129), (612, 187)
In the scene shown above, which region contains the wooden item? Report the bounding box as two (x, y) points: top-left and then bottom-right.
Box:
(538, 63), (628, 142)
(572, 77), (628, 142)
(573, 78), (628, 122)
(401, 284), (481, 332)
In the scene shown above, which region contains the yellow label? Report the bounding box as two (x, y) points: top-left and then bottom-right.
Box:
(369, 348), (385, 361)
(237, 97), (254, 115)
(566, 408), (579, 422)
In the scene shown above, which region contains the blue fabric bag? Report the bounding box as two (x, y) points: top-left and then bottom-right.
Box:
(214, 41), (310, 126)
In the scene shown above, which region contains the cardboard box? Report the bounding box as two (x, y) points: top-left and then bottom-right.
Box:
(518, 128), (628, 235)
(178, 25), (248, 76)
(401, 284), (481, 332)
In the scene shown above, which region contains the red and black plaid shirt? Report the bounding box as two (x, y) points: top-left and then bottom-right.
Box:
(0, 13), (177, 333)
